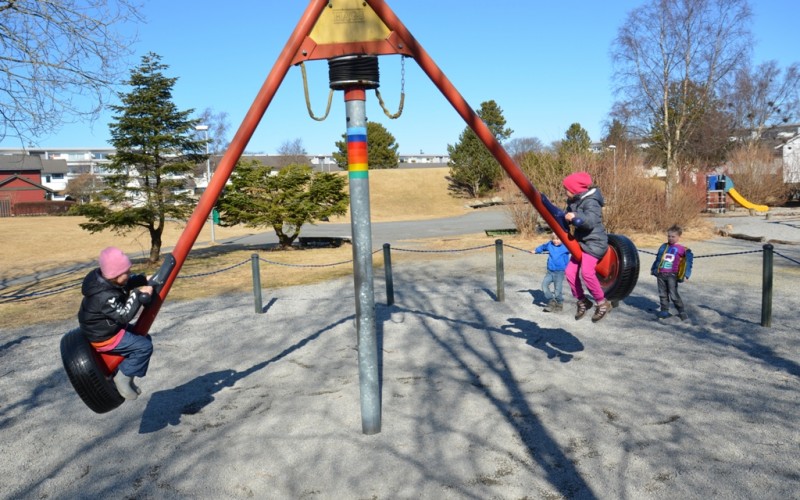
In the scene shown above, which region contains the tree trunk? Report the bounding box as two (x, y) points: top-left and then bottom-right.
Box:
(274, 224), (296, 249)
(149, 226), (163, 263)
(665, 157), (679, 206)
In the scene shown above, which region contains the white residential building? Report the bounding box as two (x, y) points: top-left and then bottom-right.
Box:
(780, 135), (800, 184)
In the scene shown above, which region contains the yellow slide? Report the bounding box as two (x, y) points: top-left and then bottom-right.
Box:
(727, 188), (769, 212)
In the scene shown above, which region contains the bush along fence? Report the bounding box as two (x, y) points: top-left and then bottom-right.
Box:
(3, 242), (798, 328)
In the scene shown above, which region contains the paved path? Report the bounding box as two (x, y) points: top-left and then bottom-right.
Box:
(221, 207), (514, 247)
(707, 207), (800, 244)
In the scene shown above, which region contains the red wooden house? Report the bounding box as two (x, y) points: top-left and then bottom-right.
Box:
(0, 154), (57, 216)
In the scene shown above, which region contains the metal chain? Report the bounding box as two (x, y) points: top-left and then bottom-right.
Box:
(8, 243), (798, 302)
(376, 56), (405, 119)
(301, 61), (334, 121)
(775, 250), (800, 266)
(178, 259), (251, 278)
(392, 244), (494, 254)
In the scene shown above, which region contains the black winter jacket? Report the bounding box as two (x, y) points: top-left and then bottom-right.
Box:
(77, 269), (151, 343)
(565, 187), (609, 259)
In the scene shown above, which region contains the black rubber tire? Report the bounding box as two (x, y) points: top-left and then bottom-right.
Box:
(60, 328), (124, 414)
(597, 233), (640, 302)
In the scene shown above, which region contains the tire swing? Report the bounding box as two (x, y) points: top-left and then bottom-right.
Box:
(60, 329), (125, 414)
(597, 233), (640, 303)
(539, 194), (639, 304)
(60, 254), (175, 413)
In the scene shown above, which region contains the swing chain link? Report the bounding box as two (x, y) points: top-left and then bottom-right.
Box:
(301, 61), (333, 121)
(302, 57), (405, 121)
(376, 56), (405, 119)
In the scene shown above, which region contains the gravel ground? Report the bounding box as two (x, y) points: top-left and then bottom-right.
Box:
(1, 212), (799, 499)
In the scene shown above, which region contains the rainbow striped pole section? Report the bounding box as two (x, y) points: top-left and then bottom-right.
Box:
(344, 88), (380, 434)
(346, 126), (368, 179)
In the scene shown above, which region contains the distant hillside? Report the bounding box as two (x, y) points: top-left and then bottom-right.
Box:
(332, 167), (469, 222)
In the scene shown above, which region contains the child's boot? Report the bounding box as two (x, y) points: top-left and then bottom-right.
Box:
(592, 300), (613, 322)
(113, 372), (139, 400)
(543, 299), (557, 312)
(130, 377), (143, 395)
(575, 298), (593, 320)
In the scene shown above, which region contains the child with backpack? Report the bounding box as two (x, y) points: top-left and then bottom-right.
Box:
(651, 225), (694, 321)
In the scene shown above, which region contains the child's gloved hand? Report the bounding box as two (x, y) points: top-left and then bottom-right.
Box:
(565, 212), (583, 226)
(137, 285), (154, 304)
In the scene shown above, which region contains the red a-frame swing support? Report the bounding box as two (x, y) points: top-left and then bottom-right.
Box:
(134, 0), (622, 336)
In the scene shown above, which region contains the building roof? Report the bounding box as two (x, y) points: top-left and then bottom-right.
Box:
(0, 154), (42, 171)
(0, 154), (68, 174)
(41, 158), (68, 174)
(0, 174), (56, 193)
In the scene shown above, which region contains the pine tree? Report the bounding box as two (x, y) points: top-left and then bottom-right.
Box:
(447, 100), (513, 197)
(332, 121), (399, 169)
(76, 53), (206, 263)
(218, 161), (349, 249)
(559, 123), (592, 158)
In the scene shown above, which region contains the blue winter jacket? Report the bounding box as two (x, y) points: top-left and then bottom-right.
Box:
(535, 241), (570, 271)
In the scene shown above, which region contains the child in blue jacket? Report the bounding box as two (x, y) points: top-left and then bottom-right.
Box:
(651, 225), (694, 321)
(535, 233), (570, 312)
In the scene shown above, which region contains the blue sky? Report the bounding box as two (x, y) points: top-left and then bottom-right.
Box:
(23, 0), (800, 155)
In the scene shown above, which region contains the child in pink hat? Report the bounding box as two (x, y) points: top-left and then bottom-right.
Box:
(561, 172), (612, 322)
(78, 247), (154, 400)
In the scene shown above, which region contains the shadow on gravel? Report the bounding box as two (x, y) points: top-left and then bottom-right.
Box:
(392, 305), (598, 499)
(499, 318), (583, 363)
(0, 335), (30, 353)
(696, 305), (800, 378)
(138, 314), (352, 434)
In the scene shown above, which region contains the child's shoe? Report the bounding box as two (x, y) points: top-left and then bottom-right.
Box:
(575, 298), (593, 320)
(113, 372), (139, 400)
(591, 300), (613, 322)
(544, 299), (563, 312)
(130, 377), (143, 395)
(656, 310), (671, 319)
(678, 312), (689, 321)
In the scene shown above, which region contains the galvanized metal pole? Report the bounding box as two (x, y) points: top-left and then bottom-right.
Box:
(383, 243), (394, 306)
(761, 244), (773, 327)
(251, 254), (263, 314)
(495, 239), (505, 302)
(344, 88), (381, 434)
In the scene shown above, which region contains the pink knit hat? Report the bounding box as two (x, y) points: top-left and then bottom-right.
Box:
(563, 172), (593, 194)
(99, 247), (132, 279)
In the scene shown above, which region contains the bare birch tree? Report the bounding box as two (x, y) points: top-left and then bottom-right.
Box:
(724, 60), (800, 148)
(611, 0), (752, 199)
(0, 0), (143, 145)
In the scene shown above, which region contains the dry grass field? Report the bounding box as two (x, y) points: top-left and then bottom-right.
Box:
(0, 168), (482, 329)
(0, 167), (713, 329)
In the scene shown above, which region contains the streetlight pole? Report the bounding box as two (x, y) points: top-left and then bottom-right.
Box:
(195, 124), (215, 243)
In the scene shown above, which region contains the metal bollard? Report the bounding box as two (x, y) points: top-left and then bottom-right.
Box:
(495, 239), (504, 302)
(252, 253), (263, 314)
(383, 243), (394, 306)
(761, 244), (773, 327)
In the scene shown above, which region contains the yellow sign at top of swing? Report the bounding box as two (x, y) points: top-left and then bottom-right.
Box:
(293, 0), (413, 64)
(309, 0), (391, 45)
